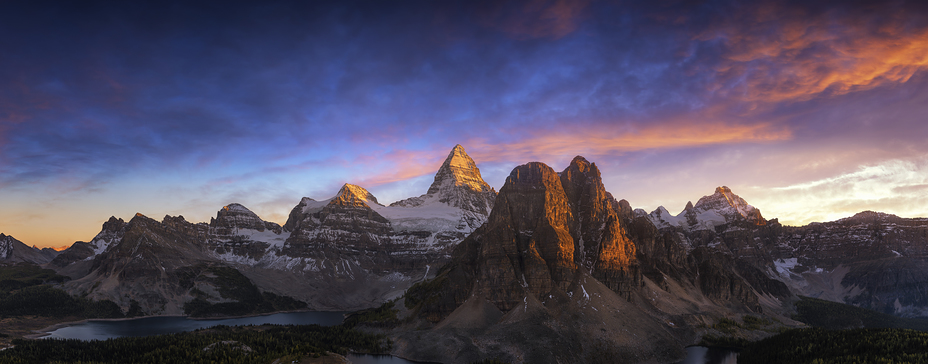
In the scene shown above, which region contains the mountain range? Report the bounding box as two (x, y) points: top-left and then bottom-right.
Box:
(3, 145), (928, 363)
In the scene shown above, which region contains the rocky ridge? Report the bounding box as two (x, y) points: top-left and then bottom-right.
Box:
(392, 158), (790, 364)
(646, 186), (766, 231)
(639, 187), (928, 318)
(0, 233), (59, 265)
(47, 145), (497, 314)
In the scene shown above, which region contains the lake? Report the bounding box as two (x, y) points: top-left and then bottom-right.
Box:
(42, 311), (347, 340)
(675, 346), (738, 364)
(42, 311), (427, 364)
(42, 313), (735, 363)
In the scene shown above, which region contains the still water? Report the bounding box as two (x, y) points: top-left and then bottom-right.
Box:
(42, 311), (426, 364)
(675, 346), (738, 364)
(43, 311), (347, 340)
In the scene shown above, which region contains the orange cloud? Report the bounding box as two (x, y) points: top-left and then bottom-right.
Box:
(353, 149), (446, 186)
(356, 121), (791, 188)
(467, 122), (791, 163)
(702, 3), (928, 103)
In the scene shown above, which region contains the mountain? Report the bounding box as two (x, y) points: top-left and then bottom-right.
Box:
(0, 233), (59, 265)
(769, 211), (928, 317)
(640, 187), (928, 318)
(646, 186), (766, 231)
(391, 144), (496, 230)
(49, 145), (497, 314)
(388, 158), (791, 364)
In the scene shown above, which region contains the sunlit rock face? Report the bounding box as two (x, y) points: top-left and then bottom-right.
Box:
(392, 144), (496, 230)
(473, 161), (578, 310)
(413, 158), (645, 318)
(560, 156), (640, 298)
(394, 158), (789, 364)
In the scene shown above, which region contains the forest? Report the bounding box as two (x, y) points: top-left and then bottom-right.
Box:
(733, 296), (928, 363)
(0, 264), (124, 319)
(0, 323), (389, 364)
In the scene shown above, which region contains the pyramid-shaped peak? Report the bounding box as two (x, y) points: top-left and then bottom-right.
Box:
(694, 186), (763, 224)
(222, 203), (255, 214)
(426, 145), (492, 195)
(332, 183), (381, 208)
(697, 186), (748, 208)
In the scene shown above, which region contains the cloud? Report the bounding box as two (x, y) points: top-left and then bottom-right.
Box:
(753, 155), (928, 224)
(700, 1), (928, 105)
(474, 0), (590, 40)
(467, 121), (791, 163)
(338, 121), (792, 193)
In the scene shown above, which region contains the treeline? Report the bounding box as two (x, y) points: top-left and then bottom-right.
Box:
(0, 323), (389, 364)
(793, 296), (928, 331)
(720, 296), (928, 363)
(738, 327), (928, 364)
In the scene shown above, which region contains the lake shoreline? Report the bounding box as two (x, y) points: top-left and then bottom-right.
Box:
(27, 308), (349, 340)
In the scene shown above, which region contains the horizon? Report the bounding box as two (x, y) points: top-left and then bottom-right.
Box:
(3, 1), (928, 248)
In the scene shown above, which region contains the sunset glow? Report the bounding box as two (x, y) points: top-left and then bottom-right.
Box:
(2, 1), (928, 248)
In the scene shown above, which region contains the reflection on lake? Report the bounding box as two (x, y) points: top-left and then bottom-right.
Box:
(43, 311), (347, 340)
(676, 346), (738, 364)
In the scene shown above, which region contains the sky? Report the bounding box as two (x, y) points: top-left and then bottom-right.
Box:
(3, 0), (928, 249)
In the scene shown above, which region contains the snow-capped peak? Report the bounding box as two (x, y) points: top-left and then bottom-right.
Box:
(389, 145), (496, 230)
(426, 144), (493, 195)
(693, 186), (758, 221)
(647, 186), (765, 230)
(331, 183), (382, 208)
(0, 234), (13, 259)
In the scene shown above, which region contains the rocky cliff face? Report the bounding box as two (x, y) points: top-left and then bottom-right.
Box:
(0, 233), (59, 265)
(395, 158), (790, 364)
(560, 157), (640, 297)
(641, 187), (928, 318)
(64, 213), (214, 314)
(211, 203), (283, 236)
(769, 211), (928, 316)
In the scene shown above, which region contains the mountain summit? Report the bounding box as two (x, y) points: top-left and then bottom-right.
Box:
(649, 186), (765, 230)
(693, 186), (765, 224)
(331, 183), (381, 208)
(391, 144), (496, 229)
(427, 144), (493, 196)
